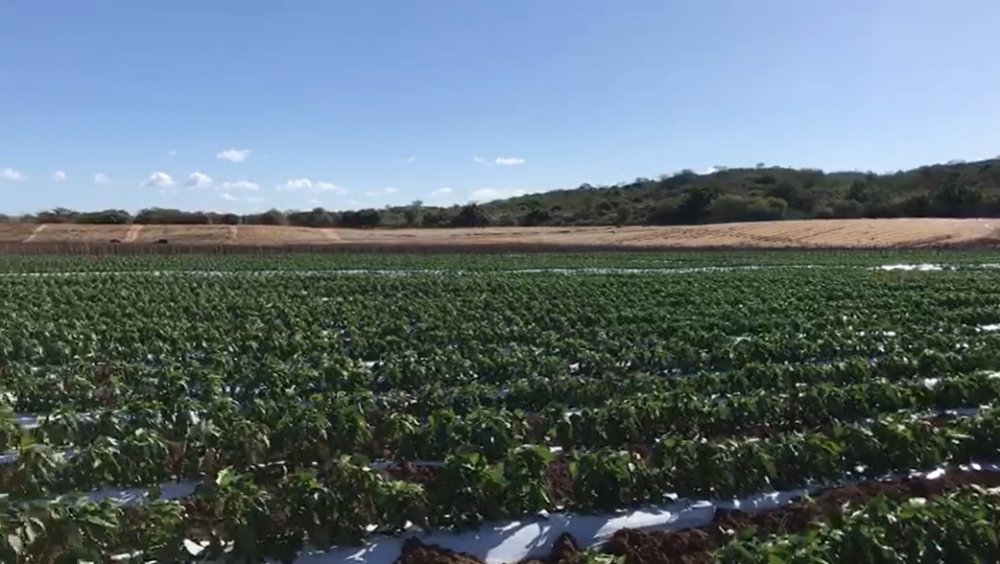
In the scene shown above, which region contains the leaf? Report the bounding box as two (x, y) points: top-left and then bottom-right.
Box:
(6, 534), (23, 555)
(81, 514), (117, 529)
(215, 467), (237, 487)
(737, 525), (758, 540)
(184, 538), (205, 555)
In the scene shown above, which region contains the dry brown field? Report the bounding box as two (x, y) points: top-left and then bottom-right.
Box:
(6, 218), (1000, 250)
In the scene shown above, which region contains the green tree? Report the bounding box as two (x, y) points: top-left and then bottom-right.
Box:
(403, 201), (423, 227)
(451, 204), (491, 227)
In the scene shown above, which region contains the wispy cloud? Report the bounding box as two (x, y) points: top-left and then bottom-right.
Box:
(277, 178), (347, 194)
(216, 148), (251, 162)
(52, 170), (66, 182)
(141, 171), (176, 188)
(279, 178), (310, 190)
(219, 180), (259, 191)
(185, 172), (213, 188)
(94, 173), (111, 185)
(474, 156), (526, 167)
(167, 149), (178, 157)
(364, 186), (400, 198)
(221, 192), (264, 204)
(1, 168), (25, 181)
(404, 156), (416, 163)
(427, 187), (454, 201)
(469, 187), (526, 202)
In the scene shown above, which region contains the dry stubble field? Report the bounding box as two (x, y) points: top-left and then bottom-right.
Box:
(1, 218), (998, 250)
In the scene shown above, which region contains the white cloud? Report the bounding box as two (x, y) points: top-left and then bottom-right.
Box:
(315, 181), (344, 193)
(167, 149), (178, 157)
(94, 173), (111, 185)
(141, 171), (176, 188)
(185, 172), (213, 188)
(278, 178), (313, 190)
(219, 180), (259, 191)
(1, 168), (25, 181)
(474, 156), (526, 167)
(52, 170), (66, 182)
(404, 156), (416, 163)
(365, 186), (399, 198)
(220, 192), (265, 205)
(216, 148), (251, 162)
(469, 187), (527, 203)
(277, 178), (347, 194)
(427, 187), (454, 201)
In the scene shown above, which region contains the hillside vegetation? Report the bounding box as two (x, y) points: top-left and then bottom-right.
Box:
(10, 158), (1000, 228)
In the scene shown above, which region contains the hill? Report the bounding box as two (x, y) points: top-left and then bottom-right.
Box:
(467, 158), (1000, 228)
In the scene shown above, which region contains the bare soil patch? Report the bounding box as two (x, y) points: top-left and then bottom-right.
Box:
(236, 225), (340, 244)
(24, 224), (131, 243)
(132, 225), (233, 244)
(0, 224), (36, 242)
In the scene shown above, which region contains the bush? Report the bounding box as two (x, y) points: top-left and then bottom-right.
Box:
(451, 204), (490, 227)
(831, 199), (865, 218)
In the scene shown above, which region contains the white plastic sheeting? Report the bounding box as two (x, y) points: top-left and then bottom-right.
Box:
(66, 480), (198, 504)
(0, 480), (199, 506)
(8, 262), (1000, 279)
(875, 264), (945, 271)
(273, 461), (1000, 563)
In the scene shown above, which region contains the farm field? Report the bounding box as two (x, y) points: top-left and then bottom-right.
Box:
(3, 251), (1000, 562)
(3, 217), (1000, 250)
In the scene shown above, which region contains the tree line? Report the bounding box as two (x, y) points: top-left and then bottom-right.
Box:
(6, 157), (1000, 228)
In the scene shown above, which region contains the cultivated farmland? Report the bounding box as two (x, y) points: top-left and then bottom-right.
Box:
(2, 252), (1000, 562)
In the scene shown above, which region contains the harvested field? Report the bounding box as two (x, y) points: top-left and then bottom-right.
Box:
(235, 225), (340, 244)
(24, 223), (133, 243)
(7, 218), (1000, 251)
(132, 224), (234, 244)
(334, 218), (998, 248)
(0, 223), (37, 242)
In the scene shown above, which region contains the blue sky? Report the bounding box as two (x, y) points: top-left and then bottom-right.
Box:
(2, 0), (999, 214)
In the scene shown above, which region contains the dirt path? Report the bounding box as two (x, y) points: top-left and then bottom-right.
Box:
(123, 225), (143, 242)
(22, 224), (48, 243)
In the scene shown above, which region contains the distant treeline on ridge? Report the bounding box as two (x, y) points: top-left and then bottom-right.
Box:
(8, 158), (1000, 228)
